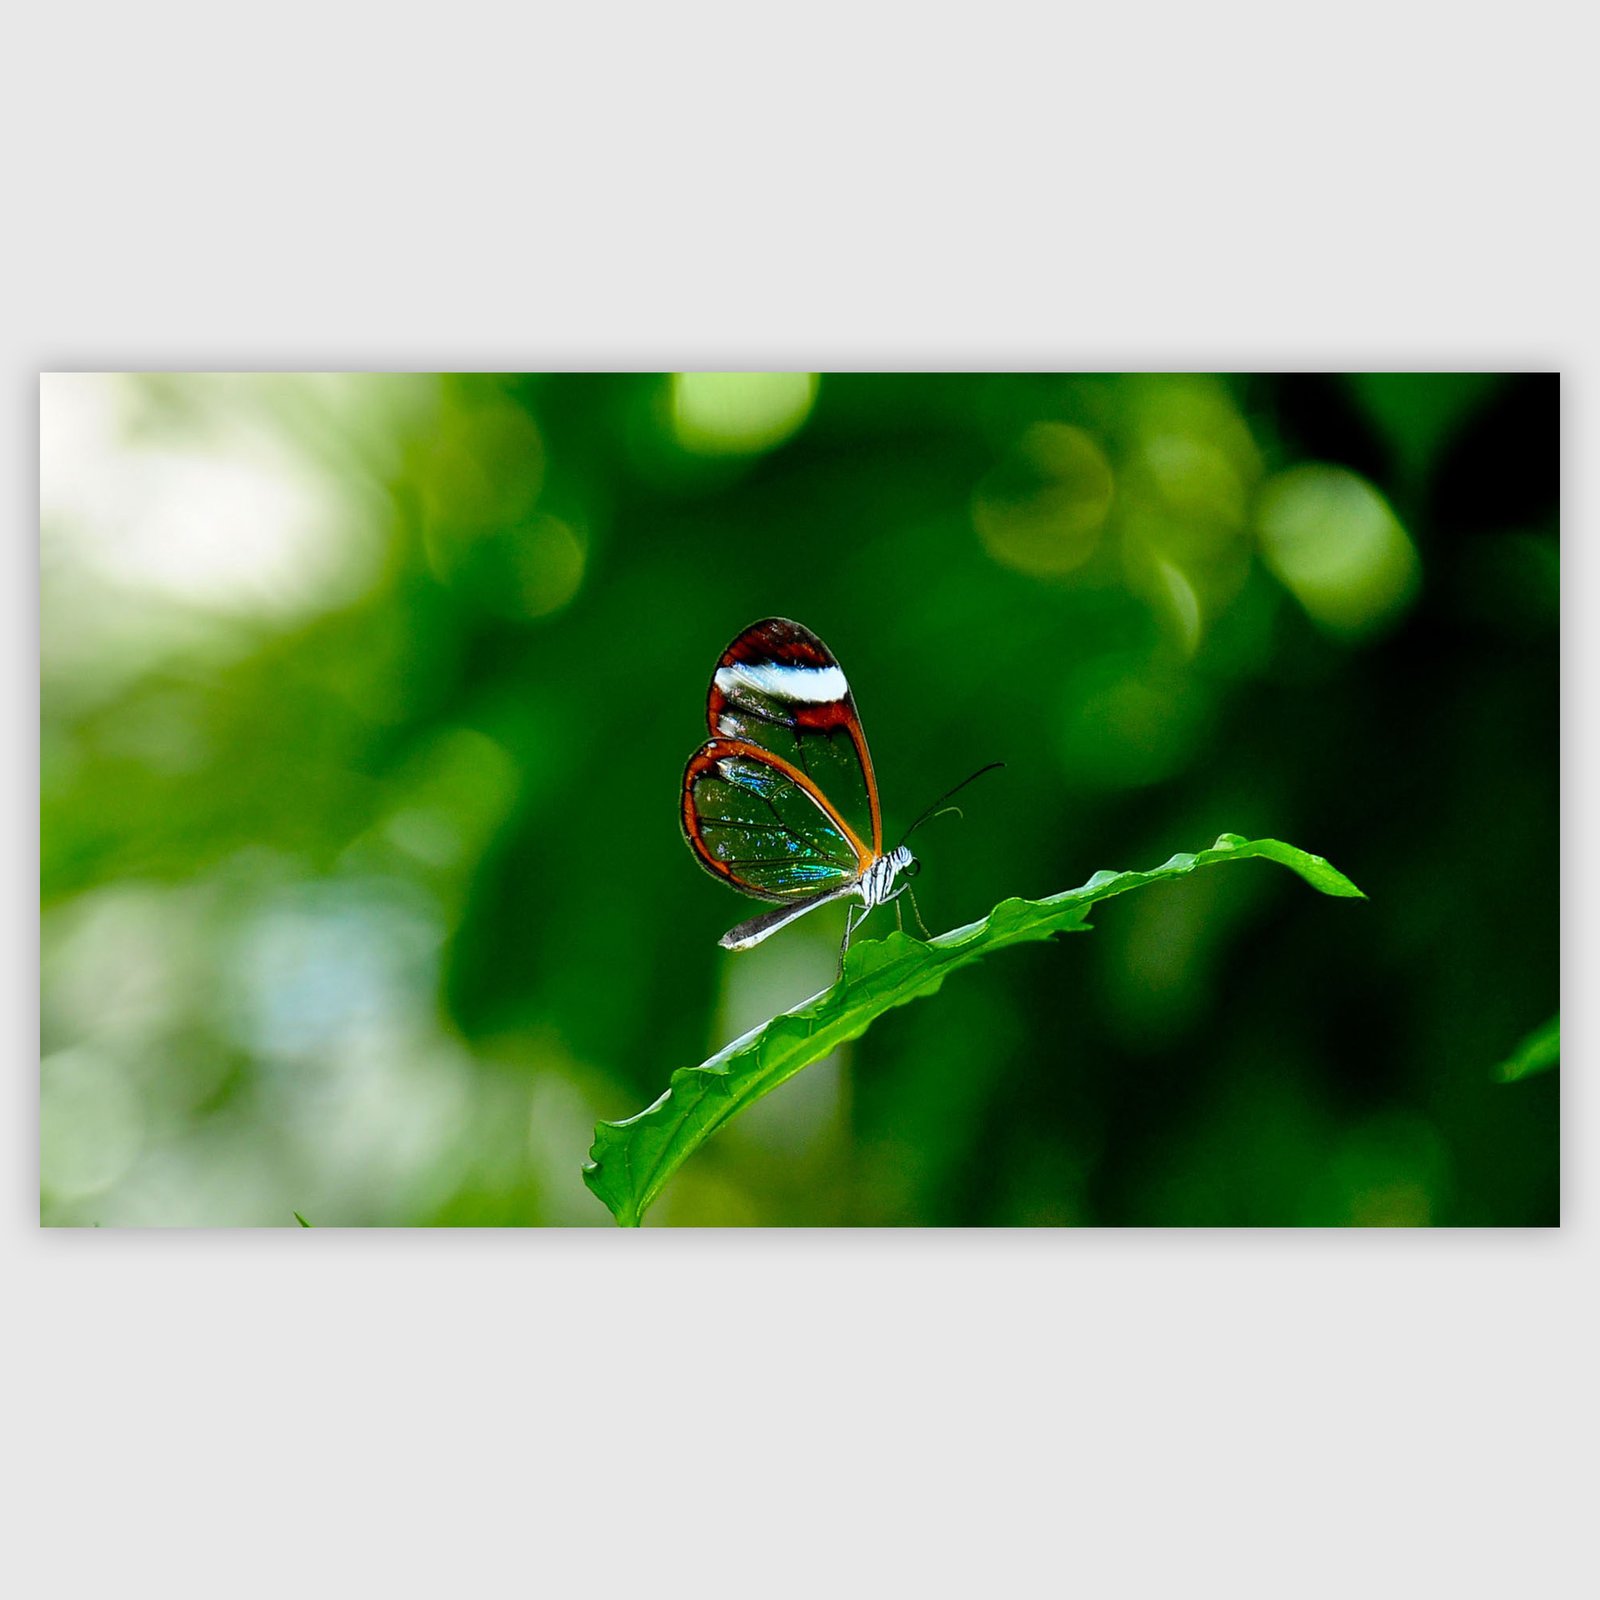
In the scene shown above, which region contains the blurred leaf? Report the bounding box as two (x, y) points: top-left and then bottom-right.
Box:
(584, 834), (1365, 1225)
(293, 1211), (313, 1227)
(1495, 1016), (1559, 1083)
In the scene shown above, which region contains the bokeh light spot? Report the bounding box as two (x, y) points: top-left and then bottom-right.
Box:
(716, 926), (846, 1169)
(1151, 558), (1204, 657)
(420, 395), (547, 582)
(41, 373), (391, 619)
(1324, 1112), (1450, 1226)
(41, 1047), (146, 1203)
(1137, 434), (1250, 555)
(671, 372), (819, 456)
(974, 422), (1115, 577)
(379, 728), (519, 872)
(1256, 465), (1420, 636)
(1059, 659), (1211, 789)
(494, 515), (588, 620)
(422, 398), (545, 534)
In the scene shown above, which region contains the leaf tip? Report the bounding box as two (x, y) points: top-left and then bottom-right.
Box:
(1216, 835), (1366, 899)
(1494, 1016), (1559, 1083)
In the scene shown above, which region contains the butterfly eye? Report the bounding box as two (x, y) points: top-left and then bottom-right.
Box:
(902, 857), (921, 879)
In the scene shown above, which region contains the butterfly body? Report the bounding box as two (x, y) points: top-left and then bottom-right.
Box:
(681, 618), (923, 960)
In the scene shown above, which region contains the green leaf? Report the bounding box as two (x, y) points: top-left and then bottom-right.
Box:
(584, 833), (1365, 1225)
(1494, 1015), (1559, 1083)
(293, 1211), (313, 1227)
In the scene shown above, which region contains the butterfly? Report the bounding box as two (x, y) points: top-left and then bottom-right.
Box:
(680, 617), (1001, 967)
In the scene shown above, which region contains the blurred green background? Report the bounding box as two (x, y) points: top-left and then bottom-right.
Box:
(39, 372), (1559, 1226)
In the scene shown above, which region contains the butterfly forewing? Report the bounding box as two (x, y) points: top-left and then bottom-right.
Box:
(706, 618), (883, 858)
(681, 739), (864, 902)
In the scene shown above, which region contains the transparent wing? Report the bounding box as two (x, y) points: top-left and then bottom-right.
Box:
(705, 617), (882, 858)
(681, 739), (868, 903)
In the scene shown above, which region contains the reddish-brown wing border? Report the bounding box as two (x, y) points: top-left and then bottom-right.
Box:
(704, 618), (884, 856)
(680, 737), (874, 901)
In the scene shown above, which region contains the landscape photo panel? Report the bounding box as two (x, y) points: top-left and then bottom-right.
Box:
(39, 372), (1559, 1226)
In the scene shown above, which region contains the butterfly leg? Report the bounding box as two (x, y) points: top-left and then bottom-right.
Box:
(838, 901), (863, 977)
(887, 883), (920, 936)
(905, 883), (932, 939)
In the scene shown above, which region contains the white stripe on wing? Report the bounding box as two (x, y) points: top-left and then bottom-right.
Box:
(714, 662), (849, 704)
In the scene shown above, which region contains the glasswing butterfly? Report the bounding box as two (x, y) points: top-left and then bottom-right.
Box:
(680, 617), (1001, 968)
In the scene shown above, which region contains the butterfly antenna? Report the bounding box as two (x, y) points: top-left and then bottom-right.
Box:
(899, 761), (1006, 848)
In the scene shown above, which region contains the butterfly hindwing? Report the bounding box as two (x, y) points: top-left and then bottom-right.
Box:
(681, 738), (867, 902)
(705, 618), (883, 860)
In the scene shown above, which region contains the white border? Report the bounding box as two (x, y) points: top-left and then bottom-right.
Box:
(7, 4), (1590, 1596)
